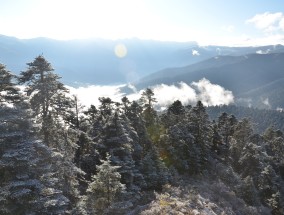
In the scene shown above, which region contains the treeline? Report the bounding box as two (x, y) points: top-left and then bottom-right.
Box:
(207, 105), (284, 133)
(0, 56), (284, 214)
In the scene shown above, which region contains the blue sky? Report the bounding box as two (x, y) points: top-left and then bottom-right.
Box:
(1, 0), (284, 46)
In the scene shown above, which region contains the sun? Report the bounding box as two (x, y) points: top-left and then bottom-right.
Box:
(114, 44), (128, 58)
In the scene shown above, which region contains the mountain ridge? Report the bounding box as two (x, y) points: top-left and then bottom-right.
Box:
(1, 34), (283, 86)
(135, 52), (284, 109)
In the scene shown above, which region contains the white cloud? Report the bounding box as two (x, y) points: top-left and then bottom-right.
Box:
(246, 12), (284, 32)
(68, 79), (234, 110)
(67, 84), (125, 108)
(151, 82), (198, 108)
(256, 49), (270, 54)
(191, 78), (234, 106)
(192, 49), (200, 56)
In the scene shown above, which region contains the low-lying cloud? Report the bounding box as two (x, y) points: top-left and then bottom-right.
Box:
(256, 49), (270, 54)
(192, 49), (200, 56)
(191, 78), (234, 106)
(68, 84), (125, 108)
(68, 78), (234, 110)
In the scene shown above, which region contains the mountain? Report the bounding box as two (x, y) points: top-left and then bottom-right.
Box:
(0, 35), (197, 85)
(136, 52), (284, 109)
(1, 34), (283, 86)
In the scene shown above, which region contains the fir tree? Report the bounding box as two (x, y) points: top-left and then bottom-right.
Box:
(0, 64), (20, 103)
(139, 88), (160, 143)
(0, 70), (69, 214)
(18, 56), (83, 210)
(98, 111), (145, 188)
(187, 101), (212, 172)
(217, 112), (238, 145)
(86, 154), (125, 214)
(18, 55), (69, 147)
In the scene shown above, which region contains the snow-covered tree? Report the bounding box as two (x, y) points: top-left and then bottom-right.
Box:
(0, 69), (70, 214)
(0, 64), (20, 103)
(217, 112), (238, 145)
(186, 101), (212, 172)
(18, 55), (69, 147)
(98, 111), (145, 188)
(18, 56), (84, 210)
(86, 154), (125, 214)
(140, 88), (160, 143)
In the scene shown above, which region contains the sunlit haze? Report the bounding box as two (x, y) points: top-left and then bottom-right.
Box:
(1, 0), (284, 46)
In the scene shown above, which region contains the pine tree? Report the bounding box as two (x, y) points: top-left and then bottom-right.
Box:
(98, 111), (145, 188)
(217, 112), (238, 145)
(86, 154), (125, 214)
(233, 118), (253, 145)
(18, 56), (83, 210)
(0, 68), (69, 214)
(229, 118), (254, 172)
(161, 100), (186, 130)
(0, 64), (20, 103)
(140, 148), (170, 189)
(18, 55), (69, 146)
(126, 101), (151, 153)
(211, 122), (223, 155)
(139, 88), (160, 143)
(238, 176), (260, 206)
(123, 100), (169, 188)
(158, 101), (211, 174)
(98, 97), (114, 117)
(187, 101), (212, 172)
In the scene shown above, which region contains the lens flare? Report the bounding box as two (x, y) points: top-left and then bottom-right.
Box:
(114, 43), (127, 58)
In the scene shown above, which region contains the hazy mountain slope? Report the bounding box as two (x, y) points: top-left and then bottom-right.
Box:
(0, 35), (198, 85)
(136, 53), (284, 109)
(207, 105), (284, 132)
(1, 34), (283, 86)
(138, 55), (247, 84)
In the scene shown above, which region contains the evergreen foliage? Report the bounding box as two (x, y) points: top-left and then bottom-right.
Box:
(0, 64), (20, 103)
(140, 88), (160, 143)
(0, 70), (70, 214)
(86, 154), (125, 214)
(18, 55), (70, 147)
(1, 57), (284, 214)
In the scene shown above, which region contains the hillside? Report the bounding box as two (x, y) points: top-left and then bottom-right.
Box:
(207, 105), (284, 133)
(136, 52), (284, 109)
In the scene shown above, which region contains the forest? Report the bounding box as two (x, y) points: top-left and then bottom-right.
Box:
(1, 55), (284, 215)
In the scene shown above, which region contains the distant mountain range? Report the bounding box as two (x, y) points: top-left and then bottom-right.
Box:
(1, 34), (284, 109)
(1, 34), (283, 86)
(136, 52), (284, 109)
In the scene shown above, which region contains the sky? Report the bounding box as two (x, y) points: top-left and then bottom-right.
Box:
(1, 0), (284, 46)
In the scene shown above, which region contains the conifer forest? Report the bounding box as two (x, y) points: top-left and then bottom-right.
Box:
(1, 55), (284, 214)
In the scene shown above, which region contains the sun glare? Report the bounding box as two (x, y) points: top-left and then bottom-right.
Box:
(114, 44), (127, 58)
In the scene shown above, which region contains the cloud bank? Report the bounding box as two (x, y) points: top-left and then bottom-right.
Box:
(68, 84), (125, 108)
(246, 12), (284, 33)
(68, 78), (234, 110)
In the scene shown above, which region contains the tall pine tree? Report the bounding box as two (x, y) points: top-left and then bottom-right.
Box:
(0, 66), (70, 214)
